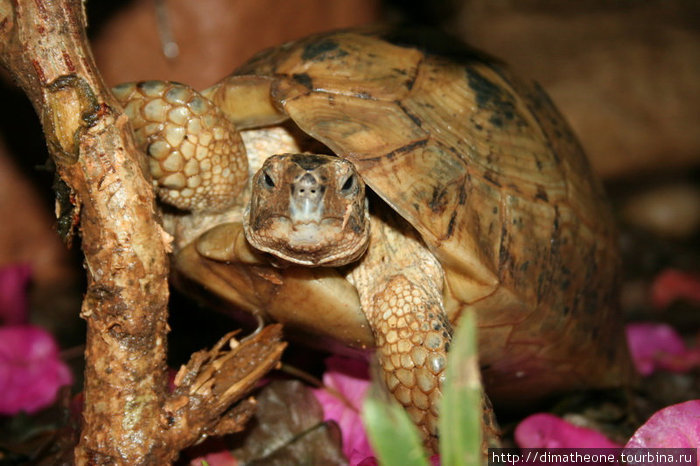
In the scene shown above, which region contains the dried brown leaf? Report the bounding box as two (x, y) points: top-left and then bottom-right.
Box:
(231, 380), (347, 465)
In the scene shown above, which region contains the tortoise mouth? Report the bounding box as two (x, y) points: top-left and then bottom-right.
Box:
(244, 214), (369, 266)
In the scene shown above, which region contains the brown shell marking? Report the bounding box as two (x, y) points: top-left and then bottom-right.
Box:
(234, 30), (628, 401)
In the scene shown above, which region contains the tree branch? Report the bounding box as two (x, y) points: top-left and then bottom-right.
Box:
(0, 1), (284, 463)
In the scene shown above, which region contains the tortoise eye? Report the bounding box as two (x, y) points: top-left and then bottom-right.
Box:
(340, 174), (355, 193)
(262, 171), (275, 189)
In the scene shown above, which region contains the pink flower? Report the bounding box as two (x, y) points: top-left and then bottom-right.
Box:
(515, 413), (621, 448)
(0, 325), (72, 414)
(356, 456), (378, 466)
(184, 436), (238, 466)
(312, 356), (373, 464)
(626, 400), (700, 448)
(625, 323), (700, 375)
(0, 264), (31, 325)
(189, 449), (238, 466)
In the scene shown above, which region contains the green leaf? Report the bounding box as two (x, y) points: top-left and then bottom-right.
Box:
(440, 310), (483, 466)
(362, 383), (430, 466)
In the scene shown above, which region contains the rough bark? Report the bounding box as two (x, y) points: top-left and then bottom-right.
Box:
(0, 1), (284, 464)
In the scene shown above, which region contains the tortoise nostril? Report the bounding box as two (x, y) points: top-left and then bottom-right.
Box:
(293, 172), (325, 207)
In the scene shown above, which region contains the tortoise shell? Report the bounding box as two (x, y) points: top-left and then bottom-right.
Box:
(190, 29), (630, 403)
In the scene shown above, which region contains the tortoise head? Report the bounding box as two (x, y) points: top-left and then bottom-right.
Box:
(244, 153), (370, 266)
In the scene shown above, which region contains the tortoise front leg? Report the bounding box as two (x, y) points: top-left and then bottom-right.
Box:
(112, 81), (249, 213)
(347, 212), (501, 452)
(365, 273), (451, 448)
(346, 211), (451, 449)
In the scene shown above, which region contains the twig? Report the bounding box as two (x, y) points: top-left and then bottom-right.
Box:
(0, 1), (284, 463)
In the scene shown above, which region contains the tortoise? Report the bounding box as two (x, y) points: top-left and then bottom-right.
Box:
(112, 28), (631, 446)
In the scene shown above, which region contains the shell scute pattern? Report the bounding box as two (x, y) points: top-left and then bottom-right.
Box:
(235, 30), (629, 402)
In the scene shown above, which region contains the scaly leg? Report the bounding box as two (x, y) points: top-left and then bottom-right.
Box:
(347, 209), (502, 452)
(346, 210), (451, 450)
(112, 81), (249, 213)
